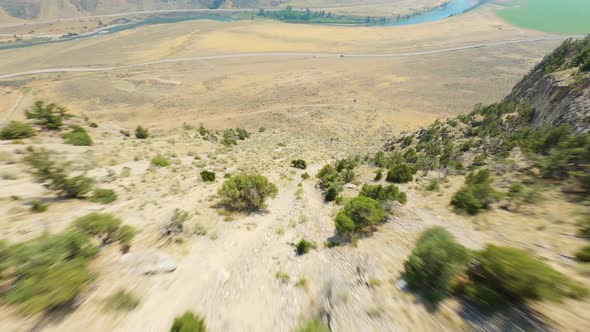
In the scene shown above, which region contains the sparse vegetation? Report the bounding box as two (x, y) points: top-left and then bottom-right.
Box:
(359, 184), (407, 203)
(200, 170), (216, 182)
(135, 125), (149, 139)
(275, 271), (291, 283)
(296, 319), (330, 332)
(25, 101), (69, 130)
(335, 196), (385, 237)
(104, 289), (140, 311)
(575, 245), (590, 262)
(24, 147), (94, 198)
(151, 155), (171, 167)
(1, 121), (34, 140)
(62, 125), (92, 146)
(218, 174), (278, 211)
(30, 200), (48, 212)
(171, 311), (207, 332)
(90, 188), (117, 204)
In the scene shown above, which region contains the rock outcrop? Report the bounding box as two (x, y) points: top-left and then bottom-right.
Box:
(506, 37), (590, 133)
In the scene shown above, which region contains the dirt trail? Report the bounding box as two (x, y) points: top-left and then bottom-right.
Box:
(0, 36), (578, 80)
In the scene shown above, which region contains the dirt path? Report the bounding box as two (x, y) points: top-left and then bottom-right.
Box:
(0, 36), (578, 80)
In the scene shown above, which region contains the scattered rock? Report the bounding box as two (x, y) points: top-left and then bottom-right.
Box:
(120, 250), (177, 275)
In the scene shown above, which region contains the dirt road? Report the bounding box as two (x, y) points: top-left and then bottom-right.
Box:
(0, 35), (577, 80)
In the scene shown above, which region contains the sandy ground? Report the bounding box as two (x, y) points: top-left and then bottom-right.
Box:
(1, 2), (588, 332)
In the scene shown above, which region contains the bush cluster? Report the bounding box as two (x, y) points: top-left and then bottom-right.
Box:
(359, 184), (407, 204)
(335, 196), (385, 236)
(75, 213), (136, 253)
(221, 127), (250, 146)
(317, 158), (357, 202)
(0, 121), (34, 140)
(62, 125), (92, 146)
(404, 227), (471, 303)
(450, 169), (499, 215)
(24, 147), (94, 198)
(404, 227), (588, 309)
(25, 101), (69, 130)
(218, 174), (278, 211)
(171, 311), (207, 332)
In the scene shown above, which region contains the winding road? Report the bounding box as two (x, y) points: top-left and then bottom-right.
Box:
(0, 35), (578, 80)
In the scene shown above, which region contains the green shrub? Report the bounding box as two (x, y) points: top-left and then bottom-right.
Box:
(291, 159), (307, 170)
(359, 184), (406, 204)
(425, 178), (440, 191)
(507, 183), (541, 206)
(463, 283), (508, 309)
(236, 127), (250, 140)
(575, 245), (590, 262)
(75, 213), (122, 244)
(295, 239), (315, 255)
(25, 101), (69, 130)
(171, 311), (207, 332)
(386, 164), (413, 183)
(200, 170), (216, 182)
(30, 200), (48, 212)
(23, 147), (94, 198)
(104, 289), (140, 311)
(468, 245), (588, 305)
(90, 188), (117, 204)
(62, 125), (92, 146)
(301, 172), (310, 180)
(374, 168), (383, 181)
(218, 174), (278, 211)
(450, 169), (499, 215)
(578, 212), (590, 237)
(335, 196), (385, 236)
(324, 185), (340, 202)
(317, 164), (343, 201)
(135, 125), (149, 139)
(62, 175), (94, 198)
(296, 319), (330, 332)
(1, 121), (34, 140)
(404, 227), (471, 303)
(89, 122), (98, 128)
(1, 230), (98, 314)
(151, 155), (171, 167)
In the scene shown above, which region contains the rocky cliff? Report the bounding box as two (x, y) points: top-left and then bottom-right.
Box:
(506, 37), (590, 133)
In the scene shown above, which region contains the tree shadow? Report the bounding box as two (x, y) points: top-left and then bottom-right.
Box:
(456, 301), (555, 331)
(28, 302), (78, 332)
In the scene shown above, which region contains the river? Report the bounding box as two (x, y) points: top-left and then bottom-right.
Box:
(0, 0), (483, 51)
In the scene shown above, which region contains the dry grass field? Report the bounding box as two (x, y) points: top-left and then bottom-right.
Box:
(1, 2), (588, 332)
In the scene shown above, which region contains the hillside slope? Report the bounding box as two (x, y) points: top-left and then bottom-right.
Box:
(506, 36), (590, 133)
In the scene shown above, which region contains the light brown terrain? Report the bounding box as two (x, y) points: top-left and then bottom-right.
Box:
(1, 2), (589, 332)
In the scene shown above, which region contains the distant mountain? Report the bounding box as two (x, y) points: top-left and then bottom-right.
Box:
(0, 0), (261, 19)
